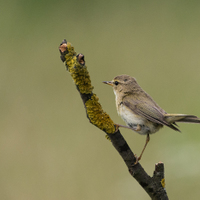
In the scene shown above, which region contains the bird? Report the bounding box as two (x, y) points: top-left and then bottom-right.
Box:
(103, 74), (200, 162)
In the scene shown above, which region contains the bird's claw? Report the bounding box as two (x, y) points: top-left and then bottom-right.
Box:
(115, 124), (119, 133)
(134, 154), (140, 165)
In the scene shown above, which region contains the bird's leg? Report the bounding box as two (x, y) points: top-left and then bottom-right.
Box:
(115, 123), (141, 132)
(115, 124), (133, 132)
(115, 123), (146, 165)
(137, 134), (150, 162)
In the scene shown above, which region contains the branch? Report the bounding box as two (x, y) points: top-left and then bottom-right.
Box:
(58, 39), (169, 200)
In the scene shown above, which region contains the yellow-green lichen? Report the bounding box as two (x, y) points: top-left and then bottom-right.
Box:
(161, 178), (165, 188)
(69, 64), (93, 94)
(63, 42), (115, 133)
(85, 94), (115, 133)
(64, 42), (93, 94)
(105, 135), (111, 141)
(65, 43), (76, 57)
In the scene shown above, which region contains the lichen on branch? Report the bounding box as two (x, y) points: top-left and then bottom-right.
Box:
(85, 94), (115, 133)
(59, 40), (115, 134)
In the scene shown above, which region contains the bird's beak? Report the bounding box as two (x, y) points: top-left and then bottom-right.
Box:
(102, 81), (113, 86)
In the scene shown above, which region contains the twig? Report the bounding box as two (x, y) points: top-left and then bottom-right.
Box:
(58, 39), (169, 200)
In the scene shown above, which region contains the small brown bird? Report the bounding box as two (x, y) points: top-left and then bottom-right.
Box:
(103, 74), (200, 162)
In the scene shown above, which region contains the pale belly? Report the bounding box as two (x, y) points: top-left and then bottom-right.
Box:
(118, 104), (162, 135)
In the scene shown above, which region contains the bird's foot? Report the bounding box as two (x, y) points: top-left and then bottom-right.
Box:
(133, 154), (140, 165)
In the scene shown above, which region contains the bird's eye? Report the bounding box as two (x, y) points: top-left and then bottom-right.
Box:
(114, 81), (119, 85)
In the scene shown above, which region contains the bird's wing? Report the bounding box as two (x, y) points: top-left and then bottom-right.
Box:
(123, 97), (171, 127)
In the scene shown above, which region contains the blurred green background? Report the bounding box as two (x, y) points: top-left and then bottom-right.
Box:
(1, 0), (200, 199)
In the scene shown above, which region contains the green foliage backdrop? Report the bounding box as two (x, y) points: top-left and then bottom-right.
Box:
(1, 1), (200, 199)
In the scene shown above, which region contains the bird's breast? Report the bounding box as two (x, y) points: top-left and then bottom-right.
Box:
(117, 103), (145, 126)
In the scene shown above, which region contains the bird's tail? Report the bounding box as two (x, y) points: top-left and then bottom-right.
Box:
(164, 114), (200, 124)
